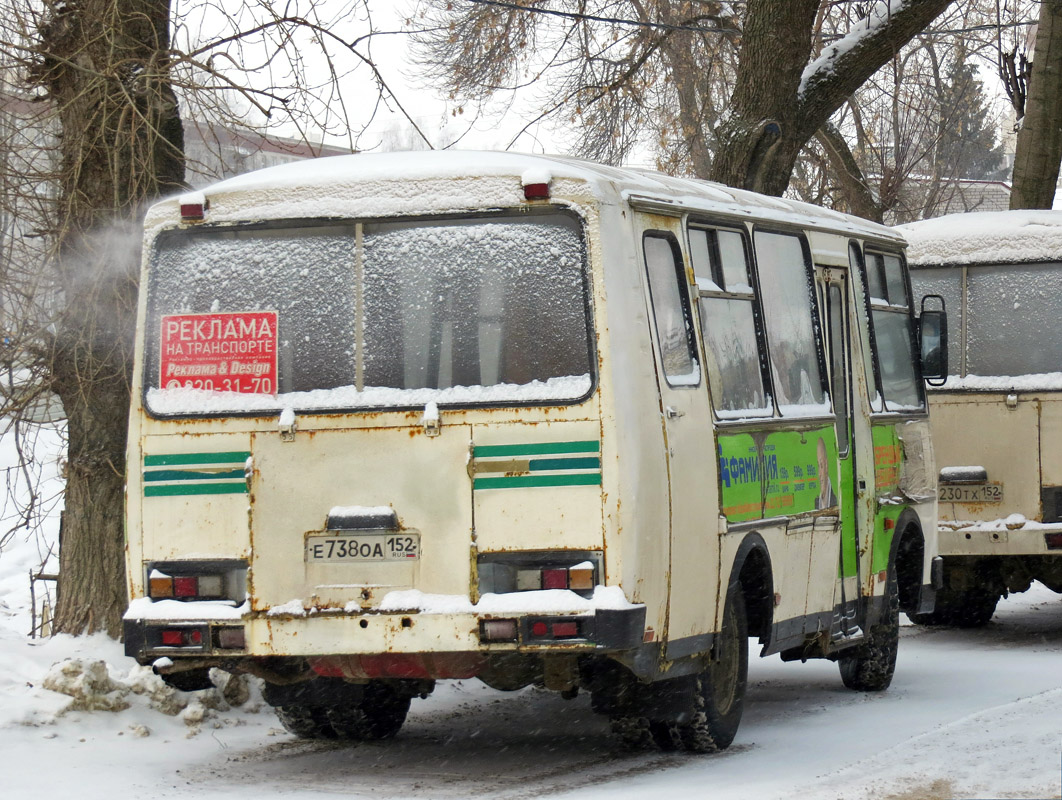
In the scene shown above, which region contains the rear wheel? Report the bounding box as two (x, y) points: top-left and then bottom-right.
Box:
(839, 570), (899, 691)
(266, 678), (412, 741)
(674, 582), (748, 753)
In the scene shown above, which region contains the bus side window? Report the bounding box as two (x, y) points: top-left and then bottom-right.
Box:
(753, 231), (828, 416)
(643, 233), (701, 387)
(849, 243), (884, 411)
(688, 226), (770, 417)
(862, 251), (924, 412)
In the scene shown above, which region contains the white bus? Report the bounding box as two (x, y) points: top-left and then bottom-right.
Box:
(123, 151), (945, 751)
(905, 210), (1062, 626)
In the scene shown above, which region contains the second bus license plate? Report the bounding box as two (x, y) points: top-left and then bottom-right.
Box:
(306, 532), (420, 562)
(938, 483), (1003, 503)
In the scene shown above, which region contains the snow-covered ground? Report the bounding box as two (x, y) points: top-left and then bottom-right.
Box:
(0, 422), (1059, 800)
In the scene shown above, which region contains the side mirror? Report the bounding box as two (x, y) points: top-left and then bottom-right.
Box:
(918, 295), (948, 386)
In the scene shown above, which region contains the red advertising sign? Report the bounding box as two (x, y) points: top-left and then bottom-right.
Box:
(160, 311), (278, 394)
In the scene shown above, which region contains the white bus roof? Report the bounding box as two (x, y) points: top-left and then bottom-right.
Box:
(150, 150), (901, 244)
(899, 209), (1062, 268)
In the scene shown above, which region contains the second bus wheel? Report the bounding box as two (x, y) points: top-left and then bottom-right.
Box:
(675, 582), (749, 753)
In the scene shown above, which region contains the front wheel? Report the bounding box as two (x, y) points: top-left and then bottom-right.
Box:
(838, 571), (899, 691)
(675, 582), (749, 753)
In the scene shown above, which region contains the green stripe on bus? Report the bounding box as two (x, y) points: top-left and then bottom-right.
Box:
(474, 441), (600, 458)
(144, 482), (248, 497)
(143, 451), (250, 467)
(529, 456), (601, 472)
(142, 469), (246, 483)
(474, 473), (601, 490)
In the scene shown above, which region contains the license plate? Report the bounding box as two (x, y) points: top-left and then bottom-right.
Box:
(938, 483), (1003, 503)
(306, 532), (420, 562)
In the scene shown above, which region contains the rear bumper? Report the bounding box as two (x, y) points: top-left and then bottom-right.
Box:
(123, 604), (647, 670)
(938, 521), (1062, 557)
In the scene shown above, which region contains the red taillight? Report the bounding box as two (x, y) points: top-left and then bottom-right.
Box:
(160, 630), (183, 646)
(173, 576), (198, 597)
(542, 568), (568, 590)
(531, 621), (549, 637)
(159, 627), (205, 647)
(1045, 532), (1062, 550)
(552, 621), (579, 638)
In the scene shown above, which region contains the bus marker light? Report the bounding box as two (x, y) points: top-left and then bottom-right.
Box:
(179, 191), (207, 222)
(523, 182), (550, 200)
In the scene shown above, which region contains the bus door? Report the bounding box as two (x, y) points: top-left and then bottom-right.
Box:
(815, 268), (864, 641)
(638, 218), (719, 657)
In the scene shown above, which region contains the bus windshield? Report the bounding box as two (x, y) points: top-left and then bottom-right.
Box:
(144, 212), (593, 415)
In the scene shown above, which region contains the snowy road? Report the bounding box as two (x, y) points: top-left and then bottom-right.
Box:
(5, 584), (1058, 800)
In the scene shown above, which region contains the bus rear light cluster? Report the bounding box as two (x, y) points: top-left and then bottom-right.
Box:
(531, 619), (581, 639)
(478, 617), (586, 644)
(516, 563), (595, 592)
(1045, 532), (1062, 550)
(144, 624), (245, 652)
(477, 552), (603, 597)
(150, 572), (224, 600)
(145, 560), (246, 603)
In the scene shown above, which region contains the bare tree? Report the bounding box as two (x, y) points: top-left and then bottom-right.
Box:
(412, 0), (953, 196)
(0, 0), (417, 636)
(1010, 0), (1062, 209)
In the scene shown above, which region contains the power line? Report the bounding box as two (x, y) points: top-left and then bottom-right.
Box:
(463, 0), (737, 34)
(462, 0), (1036, 41)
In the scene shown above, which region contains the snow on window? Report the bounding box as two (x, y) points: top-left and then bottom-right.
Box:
(145, 212), (594, 415)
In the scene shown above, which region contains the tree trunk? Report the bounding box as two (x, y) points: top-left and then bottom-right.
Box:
(710, 0), (953, 197)
(33, 0), (184, 636)
(1010, 0), (1062, 210)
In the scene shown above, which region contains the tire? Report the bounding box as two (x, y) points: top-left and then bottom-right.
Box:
(269, 679), (411, 741)
(839, 570), (899, 691)
(609, 715), (654, 751)
(675, 583), (749, 753)
(908, 585), (999, 628)
(274, 703), (337, 739)
(328, 682), (411, 740)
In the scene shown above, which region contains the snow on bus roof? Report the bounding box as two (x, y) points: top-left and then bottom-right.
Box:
(146, 150), (900, 242)
(898, 209), (1062, 267)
